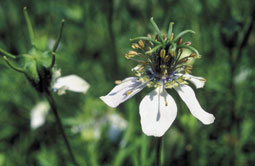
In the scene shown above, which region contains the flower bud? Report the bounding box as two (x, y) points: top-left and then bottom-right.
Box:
(0, 8), (64, 93)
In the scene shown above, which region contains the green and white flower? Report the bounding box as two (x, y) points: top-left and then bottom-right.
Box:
(100, 18), (215, 137)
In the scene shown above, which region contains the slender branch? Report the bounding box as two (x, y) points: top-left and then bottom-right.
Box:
(235, 5), (255, 64)
(167, 22), (174, 41)
(150, 17), (164, 44)
(45, 91), (78, 166)
(23, 7), (35, 46)
(53, 19), (65, 52)
(49, 52), (56, 69)
(3, 56), (25, 73)
(0, 48), (16, 59)
(156, 137), (162, 166)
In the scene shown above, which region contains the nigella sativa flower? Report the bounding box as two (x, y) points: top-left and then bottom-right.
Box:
(100, 18), (215, 137)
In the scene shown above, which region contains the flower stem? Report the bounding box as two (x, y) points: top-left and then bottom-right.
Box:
(156, 137), (162, 166)
(45, 91), (78, 166)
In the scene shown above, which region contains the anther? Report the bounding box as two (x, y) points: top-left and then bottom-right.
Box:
(199, 78), (206, 82)
(177, 38), (183, 45)
(189, 53), (197, 57)
(138, 40), (145, 49)
(125, 51), (138, 59)
(164, 55), (171, 62)
(184, 42), (192, 46)
(115, 80), (122, 84)
(160, 49), (166, 59)
(131, 43), (140, 49)
(170, 33), (174, 41)
(126, 90), (132, 96)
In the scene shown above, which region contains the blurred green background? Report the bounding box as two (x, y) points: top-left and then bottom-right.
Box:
(0, 0), (254, 165)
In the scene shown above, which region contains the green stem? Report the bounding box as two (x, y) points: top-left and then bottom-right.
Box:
(156, 137), (162, 166)
(3, 56), (25, 73)
(150, 17), (164, 44)
(23, 7), (35, 46)
(53, 19), (65, 52)
(0, 48), (16, 59)
(45, 91), (78, 166)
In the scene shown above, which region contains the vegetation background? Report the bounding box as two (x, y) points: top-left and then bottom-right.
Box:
(0, 0), (254, 165)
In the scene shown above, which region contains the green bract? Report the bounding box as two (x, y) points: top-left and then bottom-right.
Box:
(0, 7), (64, 93)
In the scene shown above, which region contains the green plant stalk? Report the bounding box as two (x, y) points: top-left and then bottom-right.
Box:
(156, 137), (162, 166)
(45, 91), (78, 166)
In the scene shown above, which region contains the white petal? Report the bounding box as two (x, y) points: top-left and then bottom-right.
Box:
(139, 86), (177, 137)
(53, 75), (90, 94)
(183, 74), (206, 89)
(100, 77), (146, 108)
(30, 101), (50, 129)
(174, 85), (215, 124)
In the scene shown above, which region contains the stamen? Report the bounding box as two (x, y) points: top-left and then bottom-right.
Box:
(163, 55), (171, 62)
(138, 40), (145, 49)
(162, 84), (168, 106)
(164, 98), (168, 106)
(115, 80), (122, 84)
(131, 43), (140, 49)
(170, 33), (174, 42)
(177, 38), (183, 45)
(125, 79), (151, 96)
(190, 53), (197, 57)
(184, 42), (192, 46)
(199, 78), (206, 82)
(125, 51), (138, 59)
(126, 90), (132, 96)
(160, 49), (166, 59)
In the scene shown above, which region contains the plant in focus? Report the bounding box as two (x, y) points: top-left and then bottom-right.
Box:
(100, 17), (215, 137)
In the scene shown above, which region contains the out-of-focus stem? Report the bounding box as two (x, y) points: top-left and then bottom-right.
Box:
(53, 20), (65, 53)
(45, 91), (78, 166)
(156, 137), (162, 166)
(23, 7), (35, 46)
(0, 48), (16, 59)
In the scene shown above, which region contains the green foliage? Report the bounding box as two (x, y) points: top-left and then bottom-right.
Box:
(0, 0), (254, 165)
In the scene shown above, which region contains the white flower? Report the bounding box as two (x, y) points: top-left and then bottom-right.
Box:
(51, 68), (90, 95)
(100, 20), (215, 137)
(30, 101), (50, 129)
(100, 75), (214, 137)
